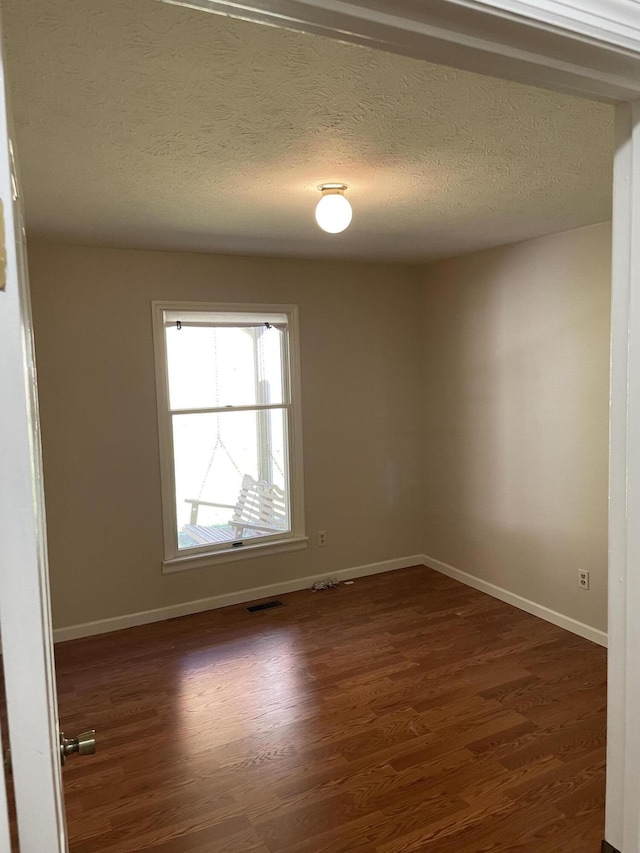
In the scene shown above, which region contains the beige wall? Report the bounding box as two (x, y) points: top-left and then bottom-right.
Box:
(28, 244), (424, 629)
(28, 224), (611, 635)
(421, 222), (611, 632)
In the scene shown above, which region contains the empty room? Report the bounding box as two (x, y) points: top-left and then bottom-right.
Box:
(0, 0), (616, 850)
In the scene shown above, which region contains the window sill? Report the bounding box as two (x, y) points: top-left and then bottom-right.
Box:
(162, 536), (309, 574)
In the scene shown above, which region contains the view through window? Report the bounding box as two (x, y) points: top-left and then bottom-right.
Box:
(155, 306), (301, 557)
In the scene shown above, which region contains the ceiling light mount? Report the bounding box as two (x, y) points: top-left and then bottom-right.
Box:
(318, 183), (348, 193)
(315, 183), (352, 234)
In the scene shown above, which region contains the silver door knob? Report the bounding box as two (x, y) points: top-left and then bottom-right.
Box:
(59, 729), (96, 765)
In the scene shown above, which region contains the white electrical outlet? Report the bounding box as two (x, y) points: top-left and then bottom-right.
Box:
(579, 570), (590, 590)
(318, 531), (327, 547)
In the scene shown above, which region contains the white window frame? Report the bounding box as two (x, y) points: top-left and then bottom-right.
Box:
(152, 300), (306, 572)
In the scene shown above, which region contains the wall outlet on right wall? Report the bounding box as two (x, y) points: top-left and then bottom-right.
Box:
(578, 570), (590, 590)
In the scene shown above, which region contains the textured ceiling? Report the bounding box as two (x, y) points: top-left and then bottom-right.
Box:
(1, 0), (614, 262)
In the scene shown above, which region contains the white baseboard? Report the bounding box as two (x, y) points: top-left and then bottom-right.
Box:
(53, 552), (608, 648)
(52, 555), (424, 643)
(421, 554), (608, 648)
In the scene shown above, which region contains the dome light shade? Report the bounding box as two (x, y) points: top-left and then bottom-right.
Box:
(315, 184), (352, 234)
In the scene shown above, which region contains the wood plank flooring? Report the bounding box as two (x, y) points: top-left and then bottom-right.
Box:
(54, 566), (607, 852)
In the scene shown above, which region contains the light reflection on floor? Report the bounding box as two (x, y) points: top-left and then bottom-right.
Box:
(176, 627), (311, 758)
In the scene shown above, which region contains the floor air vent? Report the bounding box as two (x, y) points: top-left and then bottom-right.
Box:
(247, 600), (284, 613)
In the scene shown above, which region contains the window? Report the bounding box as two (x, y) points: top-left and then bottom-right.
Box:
(152, 302), (306, 571)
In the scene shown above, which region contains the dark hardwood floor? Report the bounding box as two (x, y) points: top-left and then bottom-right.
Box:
(54, 566), (607, 852)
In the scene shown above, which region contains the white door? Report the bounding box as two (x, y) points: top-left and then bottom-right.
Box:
(0, 8), (69, 851)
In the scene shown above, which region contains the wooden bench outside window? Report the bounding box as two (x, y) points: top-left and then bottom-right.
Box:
(184, 474), (288, 545)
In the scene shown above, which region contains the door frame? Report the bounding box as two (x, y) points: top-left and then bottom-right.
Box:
(0, 7), (67, 847)
(1, 0), (638, 850)
(161, 2), (640, 850)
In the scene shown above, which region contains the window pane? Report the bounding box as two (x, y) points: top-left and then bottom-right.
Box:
(165, 323), (285, 410)
(172, 409), (289, 550)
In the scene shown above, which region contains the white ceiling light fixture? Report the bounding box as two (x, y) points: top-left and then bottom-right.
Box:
(315, 183), (352, 234)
